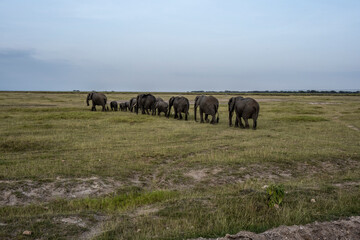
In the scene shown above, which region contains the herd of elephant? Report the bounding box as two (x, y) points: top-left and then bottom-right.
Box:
(86, 92), (260, 129)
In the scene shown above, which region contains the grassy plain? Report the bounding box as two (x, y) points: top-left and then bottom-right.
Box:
(0, 91), (359, 239)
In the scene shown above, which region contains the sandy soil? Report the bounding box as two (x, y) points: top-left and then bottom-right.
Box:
(191, 216), (360, 240)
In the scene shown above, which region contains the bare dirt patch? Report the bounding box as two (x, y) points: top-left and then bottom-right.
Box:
(192, 216), (360, 240)
(0, 177), (123, 206)
(185, 169), (208, 181)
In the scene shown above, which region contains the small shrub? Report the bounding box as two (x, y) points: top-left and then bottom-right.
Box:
(266, 184), (285, 208)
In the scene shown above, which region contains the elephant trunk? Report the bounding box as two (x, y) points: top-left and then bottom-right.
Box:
(228, 97), (235, 126)
(135, 97), (140, 114)
(167, 97), (174, 118)
(167, 103), (172, 118)
(229, 110), (233, 126)
(86, 94), (90, 106)
(194, 104), (197, 122)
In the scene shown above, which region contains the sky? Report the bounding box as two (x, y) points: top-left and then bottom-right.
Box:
(0, 0), (359, 92)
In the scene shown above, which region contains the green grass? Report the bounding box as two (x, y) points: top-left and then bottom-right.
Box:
(0, 92), (359, 239)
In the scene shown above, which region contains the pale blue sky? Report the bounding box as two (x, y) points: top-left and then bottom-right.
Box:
(0, 0), (359, 91)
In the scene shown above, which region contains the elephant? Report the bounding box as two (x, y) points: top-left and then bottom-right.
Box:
(228, 96), (244, 126)
(155, 99), (168, 116)
(168, 96), (190, 120)
(228, 97), (260, 129)
(135, 93), (156, 115)
(86, 92), (109, 111)
(119, 102), (128, 111)
(129, 97), (137, 112)
(194, 95), (219, 124)
(125, 101), (130, 111)
(110, 101), (118, 111)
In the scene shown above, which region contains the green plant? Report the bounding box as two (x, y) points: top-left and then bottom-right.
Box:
(266, 184), (285, 207)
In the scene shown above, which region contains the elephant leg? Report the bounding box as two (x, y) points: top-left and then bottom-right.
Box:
(236, 112), (244, 128)
(234, 117), (239, 127)
(210, 114), (216, 124)
(92, 104), (96, 111)
(200, 109), (204, 123)
(239, 117), (245, 128)
(244, 118), (250, 128)
(205, 114), (209, 123)
(146, 109), (150, 115)
(179, 113), (182, 120)
(185, 112), (188, 121)
(174, 110), (178, 119)
(253, 119), (257, 130)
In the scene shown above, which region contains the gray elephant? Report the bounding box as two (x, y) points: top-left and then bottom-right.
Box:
(155, 99), (168, 116)
(110, 101), (118, 111)
(86, 92), (108, 111)
(125, 101), (130, 111)
(119, 102), (128, 111)
(168, 96), (190, 120)
(194, 95), (219, 124)
(135, 93), (156, 115)
(228, 96), (243, 126)
(228, 96), (260, 129)
(129, 97), (137, 112)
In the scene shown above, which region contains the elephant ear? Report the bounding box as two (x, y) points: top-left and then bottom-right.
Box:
(228, 97), (234, 112)
(194, 96), (200, 107)
(87, 92), (95, 101)
(229, 97), (237, 113)
(169, 97), (175, 106)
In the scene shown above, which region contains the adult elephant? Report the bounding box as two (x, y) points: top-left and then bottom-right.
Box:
(110, 101), (118, 111)
(228, 97), (259, 129)
(168, 96), (190, 120)
(194, 95), (219, 124)
(86, 92), (108, 111)
(155, 99), (168, 116)
(135, 93), (156, 115)
(228, 96), (244, 126)
(129, 97), (137, 112)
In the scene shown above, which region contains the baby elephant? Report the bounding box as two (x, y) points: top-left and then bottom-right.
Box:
(228, 97), (259, 129)
(110, 101), (118, 111)
(155, 99), (168, 116)
(119, 102), (128, 111)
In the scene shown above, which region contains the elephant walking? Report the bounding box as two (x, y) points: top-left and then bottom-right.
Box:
(86, 92), (108, 111)
(110, 101), (118, 111)
(155, 99), (168, 116)
(125, 101), (130, 111)
(119, 102), (128, 111)
(229, 97), (259, 129)
(135, 94), (156, 115)
(168, 96), (190, 120)
(129, 97), (137, 112)
(228, 96), (244, 126)
(194, 95), (219, 124)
